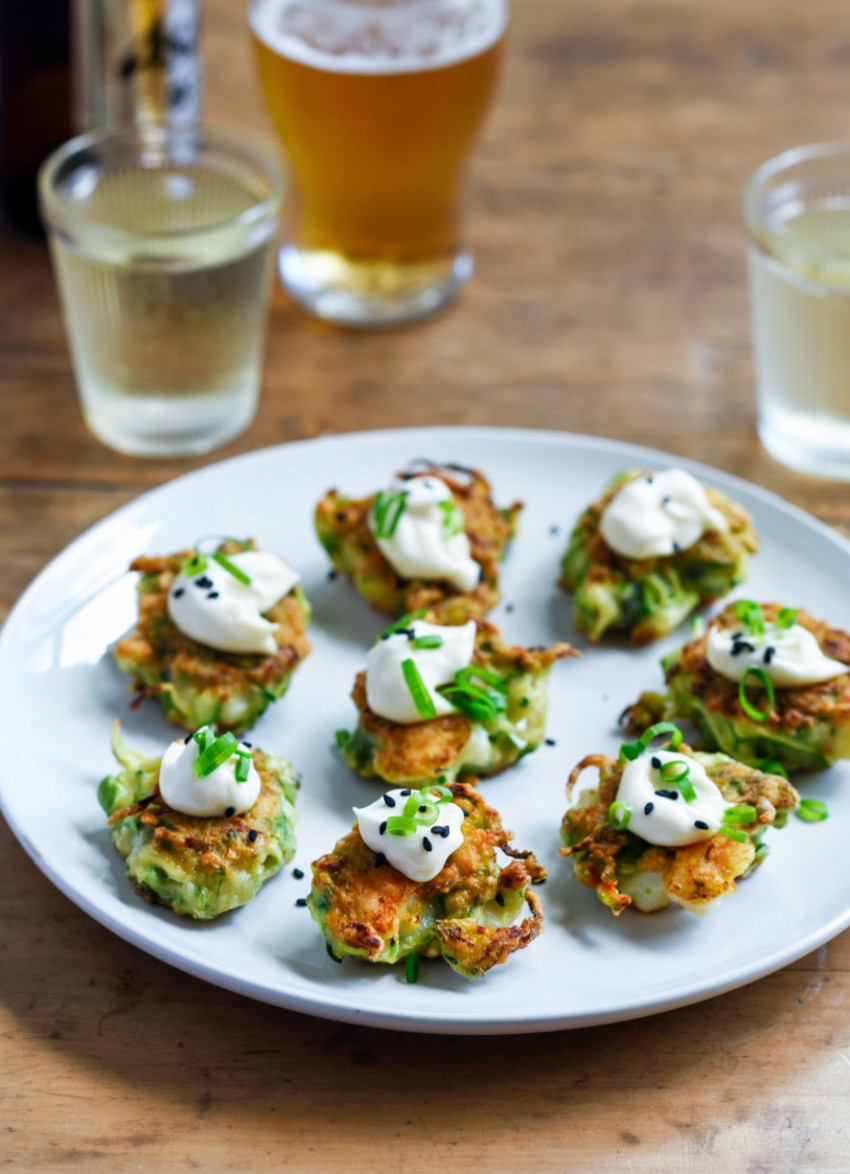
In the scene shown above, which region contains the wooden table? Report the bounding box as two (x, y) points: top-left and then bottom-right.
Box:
(3, 0), (850, 1168)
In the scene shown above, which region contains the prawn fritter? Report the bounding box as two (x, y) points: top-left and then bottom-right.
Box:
(308, 781), (545, 978)
(559, 470), (757, 645)
(338, 617), (576, 785)
(115, 539), (311, 735)
(315, 464), (522, 623)
(560, 743), (798, 916)
(625, 603), (850, 772)
(98, 726), (298, 919)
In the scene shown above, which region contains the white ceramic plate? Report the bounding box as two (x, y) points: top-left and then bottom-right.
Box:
(2, 427), (848, 1035)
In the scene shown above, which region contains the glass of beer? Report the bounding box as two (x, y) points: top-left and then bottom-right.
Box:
(250, 0), (508, 326)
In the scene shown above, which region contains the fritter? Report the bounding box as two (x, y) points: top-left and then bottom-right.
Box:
(625, 602), (850, 772)
(114, 539), (311, 735)
(308, 780), (545, 978)
(559, 470), (758, 645)
(314, 463), (522, 622)
(98, 724), (298, 919)
(338, 617), (576, 785)
(560, 742), (799, 915)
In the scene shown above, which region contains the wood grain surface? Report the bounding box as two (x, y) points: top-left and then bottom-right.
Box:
(2, 0), (850, 1169)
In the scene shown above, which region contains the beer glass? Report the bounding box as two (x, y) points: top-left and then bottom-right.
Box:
(250, 0), (508, 326)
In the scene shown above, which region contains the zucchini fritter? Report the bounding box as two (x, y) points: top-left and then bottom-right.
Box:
(315, 463), (522, 622)
(98, 725), (298, 919)
(559, 470), (758, 645)
(338, 618), (576, 784)
(115, 539), (311, 735)
(625, 603), (850, 772)
(560, 744), (798, 915)
(308, 781), (545, 978)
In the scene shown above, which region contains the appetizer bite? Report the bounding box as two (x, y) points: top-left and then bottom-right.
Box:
(560, 722), (799, 916)
(115, 537), (311, 734)
(315, 463), (522, 623)
(98, 724), (298, 919)
(308, 781), (545, 978)
(626, 601), (850, 773)
(336, 612), (576, 785)
(559, 468), (758, 645)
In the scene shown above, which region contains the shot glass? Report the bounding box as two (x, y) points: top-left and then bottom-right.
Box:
(746, 143), (850, 480)
(39, 125), (283, 457)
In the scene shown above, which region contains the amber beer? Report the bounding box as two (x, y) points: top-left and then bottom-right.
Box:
(250, 0), (507, 324)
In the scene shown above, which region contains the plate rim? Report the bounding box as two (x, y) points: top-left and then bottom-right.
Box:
(3, 425), (849, 1035)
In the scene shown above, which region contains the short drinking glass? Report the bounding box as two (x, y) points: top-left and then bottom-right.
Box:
(250, 0), (507, 327)
(39, 125), (283, 457)
(746, 143), (850, 480)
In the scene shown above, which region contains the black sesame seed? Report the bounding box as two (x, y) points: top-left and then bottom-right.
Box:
(549, 524), (560, 536)
(644, 802), (654, 815)
(430, 825), (450, 837)
(335, 511), (346, 522)
(225, 806), (235, 818)
(672, 541), (681, 553)
(646, 475), (654, 484)
(382, 793), (397, 807)
(495, 891), (505, 907)
(545, 738), (556, 747)
(379, 820), (387, 835)
(248, 829), (258, 842)
(694, 820), (709, 830)
(292, 868), (304, 880)
(651, 756), (662, 769)
(400, 789), (411, 797)
(505, 604), (515, 613)
(478, 567), (485, 583)
(418, 805), (427, 813)
(374, 852), (386, 867)
(731, 640), (755, 656)
(195, 575), (213, 589)
(183, 733), (193, 744)
(242, 741), (252, 748)
(531, 877), (546, 885)
(173, 587), (185, 598)
(327, 570), (337, 581)
(295, 898), (307, 907)
(206, 591), (219, 599)
(423, 837), (433, 852)
(764, 646), (776, 665)
(661, 495), (672, 506)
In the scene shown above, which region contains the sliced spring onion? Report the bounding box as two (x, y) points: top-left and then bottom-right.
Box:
(738, 666), (775, 722)
(194, 731), (238, 777)
(797, 798), (829, 823)
(235, 754), (251, 783)
(438, 498), (465, 539)
(753, 840), (770, 864)
(406, 953), (420, 983)
(620, 721), (683, 762)
(659, 759), (690, 784)
(193, 726), (212, 752)
(724, 803), (757, 824)
(440, 683), (504, 723)
(757, 757), (788, 779)
(456, 665), (509, 694)
(608, 801), (631, 830)
(378, 610), (426, 640)
(212, 550), (252, 586)
(334, 729), (351, 748)
(373, 491), (408, 539)
(734, 600), (766, 638)
(411, 635), (443, 651)
(678, 773), (697, 803)
(181, 552), (207, 578)
(776, 607), (798, 630)
(690, 615), (706, 638)
(717, 823), (749, 843)
(386, 816), (417, 836)
(401, 658), (437, 721)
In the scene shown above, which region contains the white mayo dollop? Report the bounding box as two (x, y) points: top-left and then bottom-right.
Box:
(599, 469), (729, 560)
(616, 749), (727, 848)
(167, 550), (299, 656)
(354, 788), (465, 882)
(369, 476), (480, 592)
(707, 621), (847, 688)
(159, 735), (261, 817)
(366, 618), (476, 724)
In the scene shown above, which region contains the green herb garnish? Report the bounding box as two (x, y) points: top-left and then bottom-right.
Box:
(797, 798), (829, 823)
(738, 666), (775, 722)
(234, 753), (251, 783)
(659, 759), (689, 784)
(373, 491), (408, 539)
(194, 731), (238, 778)
(608, 801), (631, 830)
(406, 953), (421, 983)
(387, 784), (453, 836)
(724, 803), (757, 824)
(438, 498), (465, 539)
(734, 600), (766, 638)
(758, 758), (788, 778)
(620, 721), (683, 762)
(776, 607), (798, 630)
(401, 658), (437, 721)
(411, 635), (443, 651)
(378, 610), (427, 640)
(717, 823), (749, 843)
(212, 550), (252, 586)
(181, 552), (208, 578)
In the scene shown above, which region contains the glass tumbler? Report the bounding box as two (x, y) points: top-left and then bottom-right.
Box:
(746, 143), (850, 480)
(39, 125), (283, 457)
(250, 0), (507, 327)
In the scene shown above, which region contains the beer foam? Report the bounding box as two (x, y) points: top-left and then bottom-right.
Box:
(250, 0), (507, 75)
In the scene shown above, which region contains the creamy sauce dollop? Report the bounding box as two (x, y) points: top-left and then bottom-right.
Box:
(366, 618), (476, 724)
(600, 469), (729, 560)
(167, 550), (299, 655)
(354, 787), (465, 882)
(616, 749), (727, 848)
(369, 475), (480, 592)
(707, 621), (847, 688)
(159, 735), (261, 817)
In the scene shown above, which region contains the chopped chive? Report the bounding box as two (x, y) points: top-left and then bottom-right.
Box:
(411, 635), (443, 650)
(334, 729), (351, 748)
(372, 490), (408, 539)
(757, 757), (788, 779)
(690, 615), (706, 638)
(401, 658), (437, 721)
(235, 754), (251, 783)
(193, 726), (212, 752)
(438, 498), (465, 539)
(738, 666), (775, 722)
(194, 731), (238, 777)
(406, 953), (420, 983)
(608, 801), (631, 830)
(386, 816), (417, 836)
(678, 773), (697, 803)
(378, 610), (427, 640)
(181, 552), (207, 578)
(717, 823), (748, 843)
(658, 759), (690, 784)
(724, 803), (757, 824)
(620, 721), (683, 762)
(734, 600), (766, 638)
(797, 798), (828, 823)
(776, 607), (797, 630)
(212, 550), (252, 586)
